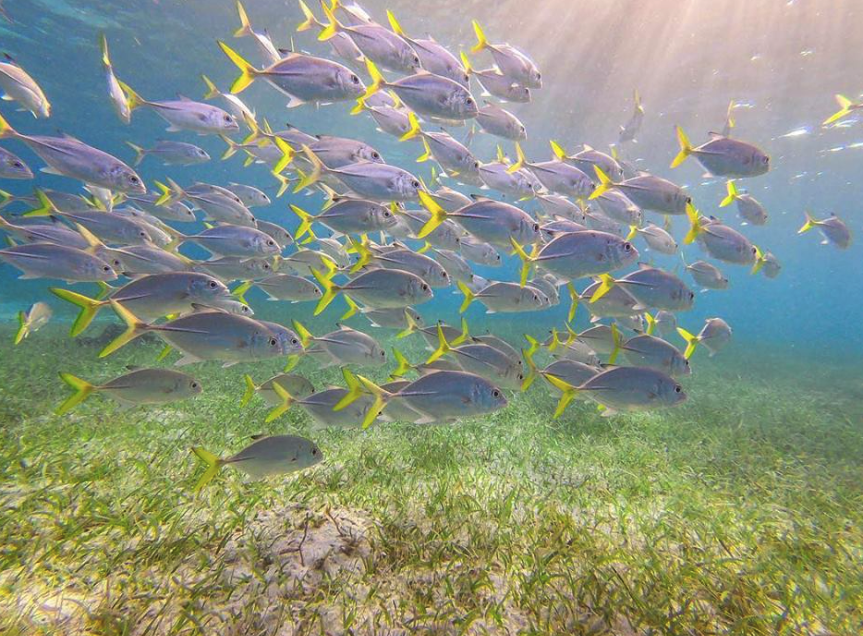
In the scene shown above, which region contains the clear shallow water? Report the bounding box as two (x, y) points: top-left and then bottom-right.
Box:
(1, 1), (863, 634)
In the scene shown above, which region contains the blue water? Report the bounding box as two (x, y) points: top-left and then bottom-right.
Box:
(1, 0), (861, 356)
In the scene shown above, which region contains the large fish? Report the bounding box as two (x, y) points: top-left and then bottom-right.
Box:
(671, 127), (769, 178)
(0, 53), (50, 118)
(56, 368), (202, 415)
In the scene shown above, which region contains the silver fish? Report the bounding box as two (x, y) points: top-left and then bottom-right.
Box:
(0, 243), (117, 283)
(126, 140), (210, 167)
(672, 128), (769, 178)
(0, 145), (33, 179)
(0, 53), (50, 118)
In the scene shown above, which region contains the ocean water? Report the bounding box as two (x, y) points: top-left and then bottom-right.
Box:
(1, 1), (862, 634)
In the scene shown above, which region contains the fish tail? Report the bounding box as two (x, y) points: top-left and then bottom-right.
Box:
(590, 274), (616, 303)
(506, 142), (527, 173)
(509, 237), (533, 287)
(290, 204), (314, 241)
(348, 234), (372, 273)
(99, 301), (150, 358)
(357, 374), (391, 429)
(191, 447), (223, 493)
(823, 94), (853, 126)
(265, 382), (294, 423)
(521, 340), (539, 391)
(217, 40), (259, 94)
(548, 327), (561, 352)
(386, 9), (405, 36)
(117, 79), (146, 112)
(798, 211), (818, 234)
(311, 268), (339, 315)
(391, 347), (413, 378)
(349, 97), (366, 115)
(459, 51), (473, 75)
(750, 245), (765, 276)
(318, 1), (342, 40)
(241, 112), (262, 144)
(452, 317), (470, 346)
(566, 283), (579, 323)
(13, 311), (28, 345)
(292, 319), (314, 348)
(273, 172), (292, 198)
(0, 188), (14, 208)
(99, 33), (113, 69)
(283, 354), (301, 372)
(332, 367), (365, 412)
(470, 19), (488, 54)
(240, 374), (257, 407)
(232, 280), (252, 305)
(719, 180), (738, 207)
(125, 141), (146, 167)
(607, 324), (622, 365)
(56, 372), (96, 415)
(640, 312), (655, 336)
(201, 74), (220, 100)
(395, 310), (420, 340)
(362, 59), (387, 100)
(634, 89), (644, 113)
(400, 111), (422, 142)
(50, 287), (104, 337)
(542, 374), (578, 418)
(588, 165), (614, 200)
(625, 224), (638, 241)
(683, 202), (702, 245)
(21, 188), (57, 218)
(293, 145), (325, 193)
(219, 135), (241, 160)
(677, 327), (699, 360)
(416, 136), (432, 163)
(233, 0), (254, 37)
(297, 0), (323, 32)
(425, 323), (451, 364)
(153, 180), (176, 206)
(725, 99), (736, 131)
(271, 137), (295, 175)
(456, 280), (475, 314)
(416, 190), (448, 239)
(549, 139), (568, 161)
(670, 126), (692, 169)
(339, 294), (359, 321)
(0, 110), (19, 140)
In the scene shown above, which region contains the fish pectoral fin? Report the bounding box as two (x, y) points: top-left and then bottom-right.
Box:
(175, 354), (203, 366)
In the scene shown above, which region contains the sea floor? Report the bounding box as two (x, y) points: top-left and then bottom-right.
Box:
(1, 322), (862, 635)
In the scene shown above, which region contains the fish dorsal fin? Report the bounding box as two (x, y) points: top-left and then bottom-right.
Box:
(636, 170), (651, 177)
(469, 194), (492, 202)
(582, 144), (593, 152)
(707, 131), (724, 139)
(636, 262), (653, 270)
(250, 433), (266, 440)
(482, 99), (503, 112)
(3, 52), (18, 66)
(177, 94), (193, 102)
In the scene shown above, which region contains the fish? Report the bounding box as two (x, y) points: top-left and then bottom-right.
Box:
(591, 167), (690, 216)
(126, 140), (210, 167)
(387, 11), (469, 86)
(0, 113), (145, 193)
(126, 194), (197, 223)
(120, 82), (239, 135)
(721, 100), (736, 138)
(618, 90), (644, 144)
(256, 220), (293, 248)
(364, 306), (423, 331)
(233, 0), (282, 65)
(459, 280), (548, 314)
(51, 271), (239, 335)
(649, 311), (678, 339)
(476, 101), (526, 140)
(291, 200), (396, 238)
(594, 190), (642, 225)
(671, 127), (769, 178)
(478, 160), (541, 198)
(99, 34), (132, 124)
(363, 59), (478, 121)
(547, 366), (686, 417)
(418, 191), (538, 247)
(798, 212), (852, 249)
(191, 435), (322, 492)
(425, 325), (524, 390)
(313, 266), (433, 315)
(759, 250), (781, 279)
(108, 244), (192, 276)
(552, 141), (624, 182)
(823, 93), (863, 126)
(358, 242), (451, 287)
(201, 74), (257, 126)
(293, 321), (386, 367)
(241, 373), (315, 408)
(719, 180), (767, 225)
(296, 1), (367, 71)
(508, 143), (593, 198)
(615, 334), (690, 377)
(678, 318), (732, 359)
(0, 242), (118, 283)
(592, 264), (695, 312)
(626, 223), (677, 255)
(0, 215), (93, 250)
(683, 257), (728, 290)
(0, 145), (33, 179)
(401, 113), (480, 180)
(459, 236), (501, 267)
(0, 53), (50, 118)
(536, 194), (585, 221)
(56, 368), (202, 415)
(244, 273), (322, 303)
(355, 101), (412, 138)
(470, 21), (541, 88)
(171, 225), (281, 259)
(14, 301), (51, 344)
(156, 179), (255, 227)
(461, 52), (530, 103)
(219, 41), (365, 108)
(100, 302), (288, 365)
(685, 209), (764, 268)
(227, 183), (270, 207)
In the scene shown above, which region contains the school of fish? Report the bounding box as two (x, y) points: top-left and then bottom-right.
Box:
(0, 0), (853, 489)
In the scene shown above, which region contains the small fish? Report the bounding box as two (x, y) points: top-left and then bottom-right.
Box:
(120, 82), (239, 135)
(294, 321), (386, 367)
(360, 243), (451, 288)
(246, 273), (322, 302)
(0, 242), (117, 283)
(364, 306), (423, 331)
(671, 127), (769, 178)
(425, 325), (524, 390)
(459, 236), (501, 267)
(470, 21), (541, 88)
(0, 145), (33, 179)
(592, 264), (694, 312)
(219, 41), (365, 108)
(678, 318), (732, 359)
(256, 220), (293, 248)
(363, 59), (478, 121)
(172, 225), (281, 259)
(759, 250), (781, 279)
(509, 143), (593, 198)
(191, 435), (322, 492)
(615, 334), (690, 377)
(291, 200), (396, 238)
(297, 1), (367, 71)
(478, 160), (541, 199)
(461, 52), (530, 103)
(579, 282), (644, 320)
(234, 0), (282, 64)
(313, 266), (433, 315)
(126, 140), (210, 167)
(626, 223), (677, 255)
(100, 34), (132, 124)
(547, 366), (686, 417)
(536, 194), (584, 221)
(0, 53), (50, 118)
(683, 257), (728, 290)
(401, 113), (480, 180)
(594, 190), (641, 225)
(388, 12), (469, 86)
(194, 256), (273, 282)
(157, 179), (255, 227)
(108, 244), (191, 276)
(201, 74), (257, 126)
(552, 141), (624, 182)
(822, 94), (863, 126)
(126, 194), (197, 223)
(14, 301), (51, 344)
(719, 180), (767, 225)
(0, 215), (92, 249)
(241, 373), (315, 408)
(591, 167), (690, 216)
(56, 368), (202, 414)
(418, 191), (538, 248)
(433, 248), (474, 283)
(459, 280), (548, 314)
(798, 212), (852, 249)
(0, 113), (144, 193)
(686, 210), (763, 267)
(227, 182), (269, 207)
(476, 101), (526, 140)
(356, 102), (412, 138)
(618, 90), (644, 144)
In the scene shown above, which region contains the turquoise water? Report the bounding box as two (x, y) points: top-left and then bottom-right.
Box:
(1, 2), (863, 634)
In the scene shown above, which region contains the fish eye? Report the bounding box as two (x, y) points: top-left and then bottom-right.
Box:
(312, 447), (318, 455)
(130, 176), (140, 184)
(372, 151), (380, 159)
(103, 265), (112, 272)
(380, 350), (386, 357)
(463, 74), (470, 83)
(208, 280), (218, 288)
(191, 381), (199, 388)
(269, 337), (278, 346)
(350, 74), (360, 84)
(383, 210), (391, 217)
(689, 291), (695, 299)
(224, 115), (232, 122)
(675, 385), (682, 393)
(624, 242), (632, 251)
(263, 262), (272, 269)
(466, 97), (474, 105)
(474, 161), (480, 169)
(412, 180), (420, 188)
(492, 389), (500, 398)
(413, 56), (420, 65)
(267, 239), (276, 246)
(685, 196), (692, 204)
(291, 337), (299, 345)
(421, 283), (429, 291)
(536, 72), (541, 80)
(13, 161), (22, 168)
(533, 223), (539, 232)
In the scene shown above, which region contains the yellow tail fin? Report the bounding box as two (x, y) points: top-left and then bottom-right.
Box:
(823, 94), (853, 126)
(588, 165), (614, 200)
(293, 145), (326, 193)
(798, 211), (818, 234)
(234, 0), (253, 37)
(506, 142), (527, 174)
(470, 19), (488, 54)
(99, 33), (113, 69)
(400, 111), (422, 142)
(677, 327), (699, 360)
(117, 79), (146, 111)
(201, 74), (220, 99)
(543, 374), (578, 418)
(550, 140), (568, 161)
(425, 323), (451, 364)
(362, 58), (386, 101)
(125, 141), (147, 167)
(318, 2), (342, 40)
(291, 204), (314, 240)
(333, 368), (365, 411)
(719, 180), (738, 208)
(297, 0), (322, 32)
(191, 447), (223, 493)
(452, 317), (470, 346)
(356, 374), (389, 429)
(750, 245), (765, 276)
(460, 51), (473, 75)
(99, 301), (149, 358)
(265, 383), (295, 423)
(272, 136), (295, 174)
(14, 311), (28, 345)
(22, 189), (57, 218)
(521, 340), (539, 391)
(509, 237), (534, 287)
(457, 280), (475, 314)
(607, 324), (622, 365)
(311, 267), (339, 315)
(395, 310), (420, 340)
(56, 373), (95, 415)
(386, 9), (405, 36)
(416, 190), (448, 239)
(50, 287), (104, 337)
(0, 111), (17, 140)
(391, 347), (413, 377)
(240, 374), (257, 407)
(567, 283), (579, 323)
(625, 225), (638, 242)
(683, 202), (702, 245)
(644, 312), (656, 336)
(589, 274), (615, 303)
(217, 41), (259, 94)
(417, 136), (433, 162)
(670, 126), (692, 169)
